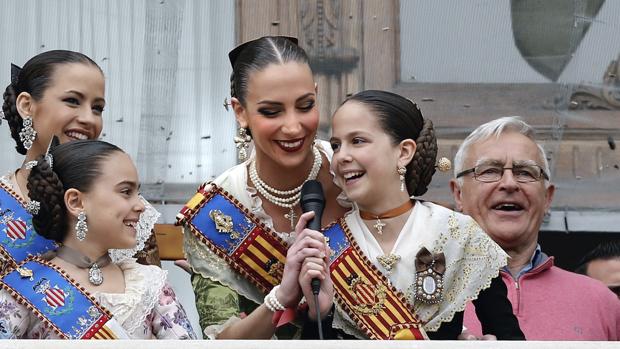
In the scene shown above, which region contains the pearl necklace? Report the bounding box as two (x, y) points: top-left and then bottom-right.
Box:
(249, 146), (322, 228)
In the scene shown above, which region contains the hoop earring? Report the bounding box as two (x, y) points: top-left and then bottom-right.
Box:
(234, 127), (251, 161)
(19, 116), (37, 150)
(397, 166), (407, 192)
(75, 211), (88, 241)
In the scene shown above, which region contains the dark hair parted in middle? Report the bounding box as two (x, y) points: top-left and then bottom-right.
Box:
(229, 36), (309, 106)
(343, 90), (438, 197)
(27, 140), (123, 242)
(2, 50), (102, 155)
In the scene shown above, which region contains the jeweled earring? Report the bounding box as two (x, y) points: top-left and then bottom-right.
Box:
(234, 127), (251, 161)
(397, 166), (407, 192)
(19, 116), (37, 150)
(75, 211), (88, 241)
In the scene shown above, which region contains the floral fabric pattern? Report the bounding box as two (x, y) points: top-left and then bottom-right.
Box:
(0, 260), (196, 339)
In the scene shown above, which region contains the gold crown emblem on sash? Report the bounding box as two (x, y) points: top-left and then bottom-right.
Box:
(209, 209), (239, 239)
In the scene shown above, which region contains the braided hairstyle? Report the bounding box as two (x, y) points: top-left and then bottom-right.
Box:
(27, 140), (123, 242)
(344, 90), (438, 197)
(2, 50), (102, 155)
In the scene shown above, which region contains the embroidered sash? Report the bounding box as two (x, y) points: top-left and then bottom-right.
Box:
(324, 220), (427, 340)
(0, 257), (129, 339)
(177, 183), (426, 339)
(0, 182), (57, 267)
(176, 183), (288, 294)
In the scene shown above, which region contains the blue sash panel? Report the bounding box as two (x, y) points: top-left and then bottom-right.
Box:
(0, 184), (57, 266)
(183, 186), (289, 294)
(1, 258), (114, 339)
(322, 222), (351, 264)
(191, 193), (256, 255)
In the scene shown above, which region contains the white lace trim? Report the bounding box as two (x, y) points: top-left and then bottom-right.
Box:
(332, 202), (507, 336)
(203, 316), (242, 339)
(183, 141), (338, 305)
(109, 196), (160, 263)
(94, 260), (168, 335)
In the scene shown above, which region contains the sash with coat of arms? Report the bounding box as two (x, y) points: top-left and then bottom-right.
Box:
(0, 256), (128, 339)
(177, 183), (427, 340)
(0, 181), (57, 267)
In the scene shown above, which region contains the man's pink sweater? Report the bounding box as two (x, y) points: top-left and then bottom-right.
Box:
(464, 256), (620, 340)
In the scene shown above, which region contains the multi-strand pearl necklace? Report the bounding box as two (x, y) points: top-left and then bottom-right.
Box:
(249, 146), (322, 229)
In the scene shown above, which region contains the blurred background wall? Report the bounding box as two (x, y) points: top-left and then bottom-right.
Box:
(1, 0), (619, 271)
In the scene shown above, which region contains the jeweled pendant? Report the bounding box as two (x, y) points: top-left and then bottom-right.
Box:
(88, 263), (104, 286)
(413, 267), (443, 304)
(284, 207), (297, 229)
(377, 254), (401, 274)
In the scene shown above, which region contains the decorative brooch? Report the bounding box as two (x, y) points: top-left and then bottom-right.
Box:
(413, 247), (445, 304)
(209, 209), (238, 239)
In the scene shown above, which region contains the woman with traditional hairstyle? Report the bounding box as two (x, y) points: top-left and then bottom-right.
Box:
(0, 140), (196, 339)
(177, 36), (346, 339)
(0, 50), (159, 273)
(298, 90), (525, 340)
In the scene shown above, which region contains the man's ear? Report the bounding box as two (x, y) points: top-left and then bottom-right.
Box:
(398, 139), (416, 167)
(64, 188), (85, 218)
(231, 97), (248, 129)
(449, 178), (463, 212)
(15, 92), (34, 119)
(544, 183), (555, 213)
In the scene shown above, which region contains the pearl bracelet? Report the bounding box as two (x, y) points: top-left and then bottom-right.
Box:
(264, 285), (286, 312)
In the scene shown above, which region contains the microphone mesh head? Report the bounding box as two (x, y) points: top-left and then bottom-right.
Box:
(301, 180), (325, 204)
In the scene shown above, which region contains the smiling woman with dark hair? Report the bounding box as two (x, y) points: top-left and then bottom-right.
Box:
(178, 36), (348, 339)
(0, 140), (196, 339)
(0, 50), (160, 273)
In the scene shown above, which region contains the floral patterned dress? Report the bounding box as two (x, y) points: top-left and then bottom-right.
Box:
(0, 260), (196, 339)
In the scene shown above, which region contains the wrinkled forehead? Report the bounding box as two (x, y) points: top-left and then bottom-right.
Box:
(474, 158), (540, 167)
(466, 132), (544, 166)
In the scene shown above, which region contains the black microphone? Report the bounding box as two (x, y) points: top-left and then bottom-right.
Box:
(300, 180), (325, 296)
(301, 180), (326, 339)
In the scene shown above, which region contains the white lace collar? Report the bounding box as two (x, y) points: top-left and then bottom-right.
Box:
(94, 260), (167, 335)
(332, 202), (507, 335)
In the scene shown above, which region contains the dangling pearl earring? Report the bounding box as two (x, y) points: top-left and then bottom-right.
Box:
(397, 166), (407, 192)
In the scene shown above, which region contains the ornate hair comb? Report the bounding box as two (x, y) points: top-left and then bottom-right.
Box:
(11, 63), (22, 87)
(23, 137), (55, 170)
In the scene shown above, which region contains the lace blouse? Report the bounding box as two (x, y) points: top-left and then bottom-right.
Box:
(332, 201), (509, 336)
(0, 260), (196, 339)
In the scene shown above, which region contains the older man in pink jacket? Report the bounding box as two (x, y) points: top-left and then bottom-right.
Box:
(450, 116), (620, 340)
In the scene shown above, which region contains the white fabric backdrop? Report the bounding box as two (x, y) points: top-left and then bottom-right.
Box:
(0, 0), (236, 196)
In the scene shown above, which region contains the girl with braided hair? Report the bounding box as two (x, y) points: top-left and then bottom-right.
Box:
(299, 90), (524, 339)
(0, 140), (196, 339)
(0, 50), (160, 271)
